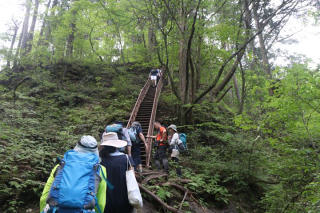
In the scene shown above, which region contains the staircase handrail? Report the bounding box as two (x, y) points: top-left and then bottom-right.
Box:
(126, 79), (151, 128)
(146, 71), (164, 166)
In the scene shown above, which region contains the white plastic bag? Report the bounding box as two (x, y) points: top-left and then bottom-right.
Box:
(126, 155), (143, 208)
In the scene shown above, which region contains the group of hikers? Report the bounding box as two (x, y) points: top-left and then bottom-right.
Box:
(40, 120), (187, 213)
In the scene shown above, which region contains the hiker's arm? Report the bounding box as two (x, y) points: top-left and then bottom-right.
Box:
(127, 145), (132, 156)
(170, 133), (179, 146)
(139, 132), (147, 148)
(96, 166), (107, 213)
(40, 165), (59, 212)
(161, 130), (167, 142)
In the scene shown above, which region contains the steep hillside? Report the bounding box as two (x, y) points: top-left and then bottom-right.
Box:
(0, 62), (149, 211)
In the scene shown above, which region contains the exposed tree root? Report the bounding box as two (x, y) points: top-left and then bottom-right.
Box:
(142, 173), (168, 184)
(138, 183), (182, 213)
(179, 191), (188, 210)
(138, 170), (207, 212)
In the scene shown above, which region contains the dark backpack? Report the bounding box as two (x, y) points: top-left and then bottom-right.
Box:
(150, 69), (158, 76)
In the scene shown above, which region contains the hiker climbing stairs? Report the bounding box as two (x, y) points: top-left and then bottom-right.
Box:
(126, 70), (164, 167)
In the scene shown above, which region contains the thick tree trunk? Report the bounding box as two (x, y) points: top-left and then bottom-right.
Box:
(178, 1), (189, 108)
(26, 0), (39, 53)
(66, 9), (77, 57)
(13, 0), (32, 66)
(178, 38), (188, 124)
(21, 0), (32, 52)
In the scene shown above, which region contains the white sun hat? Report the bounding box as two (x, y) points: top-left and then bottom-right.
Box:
(168, 124), (177, 132)
(101, 132), (127, 148)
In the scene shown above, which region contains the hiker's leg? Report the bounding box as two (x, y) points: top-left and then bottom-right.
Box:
(155, 160), (161, 170)
(154, 148), (161, 170)
(159, 146), (169, 172)
(162, 157), (169, 172)
(173, 157), (182, 177)
(138, 164), (143, 173)
(132, 145), (141, 171)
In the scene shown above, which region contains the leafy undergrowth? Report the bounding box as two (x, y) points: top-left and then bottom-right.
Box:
(157, 91), (272, 212)
(0, 62), (148, 212)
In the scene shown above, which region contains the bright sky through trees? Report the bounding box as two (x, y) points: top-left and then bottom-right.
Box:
(0, 0), (319, 67)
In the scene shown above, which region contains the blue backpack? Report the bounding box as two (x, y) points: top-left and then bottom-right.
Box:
(106, 123), (123, 134)
(179, 133), (187, 150)
(128, 126), (138, 143)
(45, 150), (105, 213)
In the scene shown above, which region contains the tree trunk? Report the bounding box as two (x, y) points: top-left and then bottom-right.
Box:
(148, 26), (156, 56)
(190, 56), (195, 103)
(26, 0), (39, 53)
(45, 0), (58, 43)
(66, 9), (77, 57)
(238, 62), (246, 114)
(7, 23), (20, 67)
(37, 0), (52, 46)
(195, 36), (202, 91)
(253, 1), (274, 96)
(21, 0), (32, 52)
(233, 75), (241, 104)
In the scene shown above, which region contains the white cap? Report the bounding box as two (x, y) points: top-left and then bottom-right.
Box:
(74, 135), (99, 156)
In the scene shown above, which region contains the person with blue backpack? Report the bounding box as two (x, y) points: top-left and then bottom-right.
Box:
(128, 121), (147, 173)
(40, 135), (107, 213)
(168, 124), (187, 177)
(105, 121), (132, 157)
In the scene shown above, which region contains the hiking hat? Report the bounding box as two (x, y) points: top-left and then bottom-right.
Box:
(168, 124), (177, 132)
(74, 135), (99, 156)
(101, 132), (127, 148)
(132, 121), (141, 127)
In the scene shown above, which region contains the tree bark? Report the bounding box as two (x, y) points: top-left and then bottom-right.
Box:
(253, 1), (272, 79)
(253, 1), (274, 96)
(233, 75), (241, 104)
(37, 0), (52, 46)
(66, 9), (77, 57)
(238, 62), (246, 114)
(7, 21), (20, 67)
(26, 0), (39, 53)
(148, 25), (156, 55)
(21, 0), (32, 52)
(45, 0), (58, 43)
